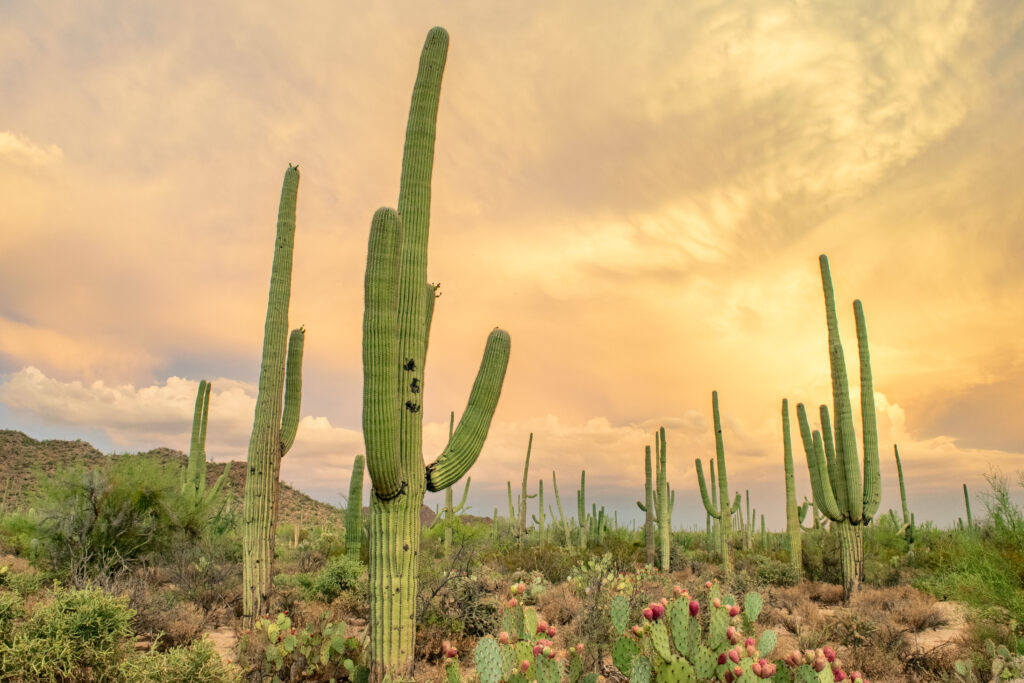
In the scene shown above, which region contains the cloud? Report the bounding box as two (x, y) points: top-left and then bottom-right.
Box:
(0, 131), (63, 167)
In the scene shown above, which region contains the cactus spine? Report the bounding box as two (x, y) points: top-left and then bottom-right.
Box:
(782, 398), (802, 575)
(242, 166), (305, 626)
(696, 391), (735, 576)
(797, 254), (882, 600)
(361, 28), (511, 680)
(346, 455), (365, 560)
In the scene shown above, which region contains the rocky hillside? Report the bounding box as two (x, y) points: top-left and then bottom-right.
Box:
(0, 430), (342, 526)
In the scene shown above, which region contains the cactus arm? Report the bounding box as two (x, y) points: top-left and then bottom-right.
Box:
(454, 476), (471, 510)
(731, 493), (742, 513)
(820, 254), (864, 524)
(818, 404), (848, 514)
(424, 282), (440, 356)
(796, 403), (843, 521)
(855, 300), (881, 521)
(210, 460), (231, 499)
(712, 391), (733, 559)
(425, 329), (511, 491)
(518, 433), (533, 534)
(362, 208), (404, 499)
(696, 459), (722, 518)
(279, 327), (305, 455)
(894, 445), (910, 525)
(963, 483), (973, 528)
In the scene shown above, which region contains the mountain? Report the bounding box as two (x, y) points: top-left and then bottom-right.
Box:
(0, 430), (342, 525)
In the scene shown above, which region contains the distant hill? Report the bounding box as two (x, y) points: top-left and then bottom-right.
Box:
(0, 430), (343, 526)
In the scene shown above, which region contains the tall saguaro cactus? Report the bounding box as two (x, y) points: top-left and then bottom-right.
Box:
(638, 445), (656, 565)
(361, 28), (511, 681)
(242, 166), (305, 626)
(518, 433), (536, 538)
(696, 391), (735, 576)
(782, 398), (802, 575)
(893, 445), (914, 543)
(346, 455), (365, 560)
(797, 254), (881, 601)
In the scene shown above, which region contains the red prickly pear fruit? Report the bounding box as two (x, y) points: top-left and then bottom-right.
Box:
(660, 597), (669, 606)
(547, 625), (557, 637)
(724, 673), (734, 683)
(726, 626), (738, 641)
(813, 656), (827, 672)
(729, 649), (740, 664)
(752, 661), (763, 677)
(516, 582), (526, 594)
(520, 660), (530, 673)
(831, 659), (842, 672)
(718, 653), (728, 665)
(850, 672), (863, 683)
(734, 665), (744, 677)
(713, 597), (722, 608)
(643, 607), (654, 621)
(533, 644), (544, 656)
(498, 631), (510, 645)
(745, 637), (756, 649)
(705, 581), (713, 589)
(673, 585), (684, 596)
(507, 598), (518, 608)
(746, 643), (756, 657)
(689, 600), (700, 616)
(652, 604), (665, 620)
(823, 646), (836, 662)
(729, 605), (741, 617)
(576, 643), (584, 653)
(834, 671), (847, 681)
(537, 620), (549, 634)
(632, 624), (643, 636)
(542, 646), (553, 658)
(447, 647), (458, 658)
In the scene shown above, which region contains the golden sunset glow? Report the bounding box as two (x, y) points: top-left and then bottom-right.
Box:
(2, 1), (1023, 528)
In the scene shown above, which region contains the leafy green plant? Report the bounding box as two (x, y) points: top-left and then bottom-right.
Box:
(243, 611), (368, 682)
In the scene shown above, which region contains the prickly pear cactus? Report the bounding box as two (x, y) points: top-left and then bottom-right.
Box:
(612, 636), (639, 673)
(611, 594), (630, 635)
(445, 660), (460, 683)
(474, 636), (502, 683)
(649, 620), (673, 662)
(757, 629), (777, 658)
(658, 657), (696, 683)
(630, 654), (652, 683)
(693, 644), (717, 679)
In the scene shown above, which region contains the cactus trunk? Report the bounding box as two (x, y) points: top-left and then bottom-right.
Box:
(642, 445), (656, 564)
(963, 483), (973, 529)
(186, 380), (211, 495)
(242, 166), (305, 626)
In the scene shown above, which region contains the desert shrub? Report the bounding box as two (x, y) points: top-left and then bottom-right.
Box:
(0, 563), (44, 596)
(238, 611), (366, 682)
(118, 638), (238, 682)
(310, 554), (364, 603)
(0, 587), (135, 681)
(486, 541), (583, 584)
(0, 591), (24, 641)
(754, 555), (802, 587)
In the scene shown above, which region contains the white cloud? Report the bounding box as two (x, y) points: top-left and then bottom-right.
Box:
(0, 131), (63, 167)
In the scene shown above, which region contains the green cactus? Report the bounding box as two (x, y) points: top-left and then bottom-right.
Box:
(185, 379), (211, 496)
(345, 454), (365, 560)
(431, 412), (472, 556)
(696, 391), (735, 576)
(795, 255), (882, 601)
(242, 165), (305, 626)
(653, 427), (673, 571)
(550, 470), (573, 546)
(638, 444), (657, 565)
(963, 483), (973, 529)
(532, 479), (545, 537)
(576, 471), (588, 549)
(518, 433), (537, 539)
(782, 398), (803, 575)
(360, 28), (511, 680)
(893, 444), (914, 543)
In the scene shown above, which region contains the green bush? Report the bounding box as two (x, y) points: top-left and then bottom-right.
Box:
(310, 554), (364, 602)
(0, 587), (135, 681)
(118, 638), (238, 682)
(0, 591), (24, 642)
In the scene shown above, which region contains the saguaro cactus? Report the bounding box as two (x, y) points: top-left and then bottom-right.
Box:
(185, 380), (212, 496)
(346, 455), (365, 560)
(242, 166), (305, 625)
(361, 27), (511, 681)
(551, 470), (572, 546)
(697, 391), (736, 576)
(796, 254), (881, 601)
(654, 427), (673, 570)
(782, 398), (802, 575)
(893, 445), (914, 543)
(963, 483), (973, 529)
(637, 444), (656, 565)
(576, 471), (589, 549)
(518, 433), (537, 538)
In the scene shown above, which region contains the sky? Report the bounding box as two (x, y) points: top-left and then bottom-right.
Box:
(2, 1), (1024, 530)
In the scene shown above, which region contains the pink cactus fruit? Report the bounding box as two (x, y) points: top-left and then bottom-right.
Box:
(520, 660), (530, 673)
(705, 581), (713, 589)
(576, 643), (584, 654)
(547, 625), (557, 637)
(726, 626), (738, 643)
(507, 597), (518, 608)
(733, 665), (744, 678)
(632, 624), (644, 636)
(660, 597), (669, 607)
(823, 646), (836, 662)
(813, 656), (827, 672)
(498, 631), (510, 645)
(673, 585), (684, 597)
(753, 661), (763, 677)
(713, 597), (722, 608)
(689, 600), (700, 616)
(643, 607), (654, 621)
(446, 647), (458, 658)
(533, 644), (544, 656)
(729, 604), (741, 617)
(516, 582), (526, 594)
(537, 620), (549, 634)
(718, 652), (728, 665)
(651, 603), (665, 620)
(834, 671), (847, 681)
(729, 649), (740, 664)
